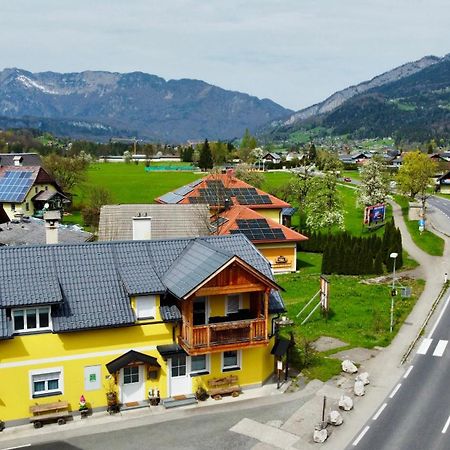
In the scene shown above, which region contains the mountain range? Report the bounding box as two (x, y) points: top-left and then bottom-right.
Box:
(268, 54), (450, 143)
(0, 54), (449, 144)
(0, 69), (291, 142)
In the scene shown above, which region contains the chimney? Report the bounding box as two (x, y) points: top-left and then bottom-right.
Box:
(43, 210), (61, 244)
(132, 214), (152, 240)
(13, 156), (23, 167)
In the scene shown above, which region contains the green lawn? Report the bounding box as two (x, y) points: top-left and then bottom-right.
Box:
(342, 169), (361, 181)
(72, 163), (204, 209)
(394, 195), (445, 256)
(277, 252), (424, 379)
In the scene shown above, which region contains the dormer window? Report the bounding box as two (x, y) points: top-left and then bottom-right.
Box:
(12, 307), (52, 333)
(135, 296), (156, 320)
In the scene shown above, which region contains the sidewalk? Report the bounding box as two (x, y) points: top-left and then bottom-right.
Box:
(0, 379), (292, 447)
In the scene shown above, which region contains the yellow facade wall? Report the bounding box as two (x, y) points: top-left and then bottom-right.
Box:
(257, 208), (282, 224)
(0, 291), (275, 423)
(0, 294), (175, 423)
(256, 243), (297, 273)
(191, 345), (274, 392)
(3, 183), (57, 220)
(208, 293), (250, 317)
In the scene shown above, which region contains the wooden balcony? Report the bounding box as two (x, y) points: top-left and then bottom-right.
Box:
(179, 318), (268, 355)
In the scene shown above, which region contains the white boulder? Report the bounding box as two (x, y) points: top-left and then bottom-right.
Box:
(339, 395), (354, 411)
(327, 410), (344, 426)
(354, 380), (365, 396)
(355, 372), (370, 385)
(313, 427), (328, 443)
(342, 359), (358, 374)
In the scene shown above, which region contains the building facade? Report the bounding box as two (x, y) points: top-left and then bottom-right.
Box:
(0, 235), (285, 424)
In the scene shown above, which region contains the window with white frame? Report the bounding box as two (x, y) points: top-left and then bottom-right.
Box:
(30, 368), (63, 398)
(135, 296), (156, 320)
(12, 307), (51, 332)
(190, 354), (209, 375)
(222, 350), (241, 372)
(226, 295), (241, 315)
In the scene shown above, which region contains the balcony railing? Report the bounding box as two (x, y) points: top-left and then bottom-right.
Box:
(180, 318), (267, 352)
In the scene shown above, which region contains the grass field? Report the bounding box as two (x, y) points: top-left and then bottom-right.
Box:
(276, 252), (424, 380)
(394, 195), (445, 257)
(72, 163), (203, 208)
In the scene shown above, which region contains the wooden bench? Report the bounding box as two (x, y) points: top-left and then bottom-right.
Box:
(29, 400), (71, 428)
(207, 376), (241, 400)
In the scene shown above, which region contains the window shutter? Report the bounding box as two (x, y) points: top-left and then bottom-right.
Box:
(136, 296), (156, 319)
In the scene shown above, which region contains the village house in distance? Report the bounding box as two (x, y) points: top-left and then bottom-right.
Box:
(155, 172), (307, 273)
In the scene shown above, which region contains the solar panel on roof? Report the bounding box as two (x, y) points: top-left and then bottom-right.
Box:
(174, 185), (195, 196)
(189, 178), (204, 188)
(0, 170), (34, 202)
(158, 192), (184, 204)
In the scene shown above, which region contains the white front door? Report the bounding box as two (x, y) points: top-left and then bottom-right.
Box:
(169, 354), (191, 397)
(120, 365), (145, 403)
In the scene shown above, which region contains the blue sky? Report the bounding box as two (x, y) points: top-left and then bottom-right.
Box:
(1, 0), (449, 110)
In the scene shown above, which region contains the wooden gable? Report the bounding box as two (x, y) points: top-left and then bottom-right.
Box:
(194, 261), (269, 297)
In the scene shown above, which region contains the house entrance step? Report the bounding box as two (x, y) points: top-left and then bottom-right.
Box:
(162, 394), (198, 409)
(120, 400), (149, 411)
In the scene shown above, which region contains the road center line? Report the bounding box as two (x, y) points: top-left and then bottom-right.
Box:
(352, 426), (370, 446)
(417, 338), (433, 355)
(442, 415), (450, 434)
(428, 294), (450, 338)
(433, 340), (448, 357)
(403, 365), (414, 378)
(389, 383), (402, 399)
(372, 403), (387, 421)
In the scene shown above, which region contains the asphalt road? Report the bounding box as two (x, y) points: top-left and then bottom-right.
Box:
(0, 392), (309, 450)
(428, 196), (450, 235)
(347, 290), (450, 450)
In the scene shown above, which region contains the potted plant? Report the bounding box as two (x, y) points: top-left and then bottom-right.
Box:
(105, 377), (120, 414)
(195, 385), (209, 401)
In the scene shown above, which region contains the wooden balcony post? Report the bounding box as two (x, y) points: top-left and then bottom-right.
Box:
(264, 289), (269, 340)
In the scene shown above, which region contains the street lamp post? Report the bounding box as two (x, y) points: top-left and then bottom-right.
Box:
(390, 252), (398, 333)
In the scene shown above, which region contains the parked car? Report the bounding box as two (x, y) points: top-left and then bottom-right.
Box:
(343, 177), (352, 182)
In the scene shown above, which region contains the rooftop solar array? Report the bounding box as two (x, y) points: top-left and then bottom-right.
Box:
(187, 180), (273, 206)
(0, 171), (34, 202)
(230, 219), (285, 241)
(158, 192), (184, 204)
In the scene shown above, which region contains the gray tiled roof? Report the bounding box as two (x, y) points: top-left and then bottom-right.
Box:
(0, 153), (42, 167)
(160, 305), (182, 322)
(0, 217), (92, 246)
(98, 204), (211, 241)
(163, 240), (233, 299)
(0, 245), (63, 307)
(0, 234), (285, 336)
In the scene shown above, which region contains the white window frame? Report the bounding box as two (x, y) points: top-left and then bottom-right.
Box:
(222, 350), (241, 372)
(29, 367), (64, 399)
(226, 294), (242, 315)
(190, 354), (210, 376)
(12, 307), (52, 333)
(135, 295), (156, 320)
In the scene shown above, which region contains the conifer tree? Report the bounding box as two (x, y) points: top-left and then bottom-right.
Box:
(374, 252), (384, 274)
(198, 139), (213, 171)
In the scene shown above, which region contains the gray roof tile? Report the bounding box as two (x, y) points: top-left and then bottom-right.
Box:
(160, 305), (182, 322)
(0, 234), (285, 336)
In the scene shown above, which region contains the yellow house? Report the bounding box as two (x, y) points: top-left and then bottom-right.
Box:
(214, 205), (308, 273)
(0, 165), (69, 220)
(0, 234), (286, 425)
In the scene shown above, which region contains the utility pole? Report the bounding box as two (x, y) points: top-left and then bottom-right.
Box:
(390, 252), (398, 333)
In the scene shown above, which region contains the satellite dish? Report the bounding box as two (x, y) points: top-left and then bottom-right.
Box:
(44, 203), (50, 210)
